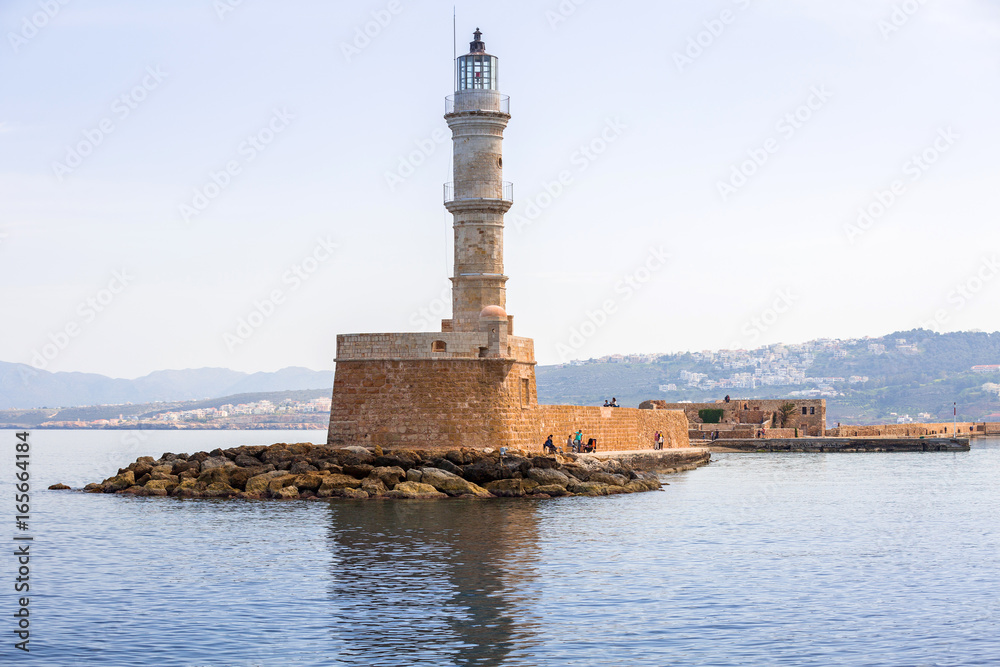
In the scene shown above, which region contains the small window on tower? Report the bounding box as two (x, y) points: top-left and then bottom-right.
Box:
(498, 157), (503, 168)
(432, 341), (447, 353)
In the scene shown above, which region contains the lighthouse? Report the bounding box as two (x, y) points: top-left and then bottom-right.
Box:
(443, 29), (514, 334)
(326, 28), (689, 453)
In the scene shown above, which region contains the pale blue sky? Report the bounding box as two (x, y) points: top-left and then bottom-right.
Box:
(2, 0), (999, 377)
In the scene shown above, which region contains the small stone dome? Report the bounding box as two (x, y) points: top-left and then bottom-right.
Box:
(480, 305), (507, 319)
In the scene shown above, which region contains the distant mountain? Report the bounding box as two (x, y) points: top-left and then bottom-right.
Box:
(0, 363), (333, 410)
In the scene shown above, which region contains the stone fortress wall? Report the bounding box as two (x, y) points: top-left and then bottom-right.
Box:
(642, 399), (827, 436)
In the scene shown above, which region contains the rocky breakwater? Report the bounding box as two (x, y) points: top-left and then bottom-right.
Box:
(83, 443), (666, 500)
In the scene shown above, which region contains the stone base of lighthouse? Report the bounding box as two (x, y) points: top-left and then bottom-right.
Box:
(326, 331), (690, 453)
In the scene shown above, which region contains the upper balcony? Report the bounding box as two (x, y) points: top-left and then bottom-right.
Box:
(444, 181), (513, 206)
(445, 91), (510, 115)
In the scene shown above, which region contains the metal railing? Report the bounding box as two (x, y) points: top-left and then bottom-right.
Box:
(445, 91), (510, 115)
(444, 181), (513, 205)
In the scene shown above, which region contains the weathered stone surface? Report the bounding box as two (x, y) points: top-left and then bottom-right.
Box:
(374, 450), (422, 470)
(325, 487), (368, 500)
(406, 468), (423, 483)
(233, 454), (261, 468)
(527, 468), (570, 487)
(370, 466), (406, 488)
(588, 472), (628, 487)
(567, 480), (610, 496)
(386, 482), (447, 499)
(462, 459), (510, 485)
(316, 474), (364, 497)
(48, 483), (71, 490)
(201, 456), (235, 471)
(102, 471), (135, 492)
(270, 485), (298, 499)
(289, 461), (318, 475)
(343, 464), (374, 479)
(294, 473), (325, 492)
(429, 458), (464, 476)
(485, 478), (539, 498)
(83, 483), (104, 493)
(420, 468), (492, 498)
(531, 484), (569, 496)
(360, 477), (388, 497)
(198, 467), (231, 487)
(267, 474), (299, 493)
(145, 479), (175, 493)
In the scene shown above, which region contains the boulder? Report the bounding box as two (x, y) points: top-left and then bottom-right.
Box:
(145, 479), (176, 494)
(83, 483), (104, 493)
(316, 474), (364, 497)
(151, 472), (180, 484)
(200, 456), (236, 471)
(374, 450), (422, 470)
(260, 447), (291, 464)
(429, 458), (463, 476)
(462, 459), (509, 485)
(131, 462), (154, 479)
(267, 474), (299, 493)
(233, 454), (261, 468)
(588, 472), (628, 487)
(420, 468), (491, 498)
(102, 471), (135, 493)
(531, 484), (569, 497)
(530, 456), (561, 470)
(197, 467), (231, 487)
(178, 469), (199, 480)
(287, 443), (313, 456)
(324, 487), (369, 500)
(405, 468), (423, 483)
(360, 477), (388, 497)
(244, 471), (287, 494)
(485, 478), (539, 498)
(272, 485), (300, 500)
(527, 468), (570, 487)
(567, 480), (610, 496)
(370, 466), (406, 488)
(337, 447), (375, 465)
(228, 466), (270, 491)
(48, 483), (71, 490)
(294, 473), (325, 492)
(386, 482), (447, 499)
(135, 456), (155, 466)
(343, 464), (374, 479)
(289, 460), (318, 475)
(150, 464), (173, 476)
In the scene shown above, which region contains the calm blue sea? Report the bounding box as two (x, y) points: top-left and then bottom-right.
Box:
(3, 430), (998, 666)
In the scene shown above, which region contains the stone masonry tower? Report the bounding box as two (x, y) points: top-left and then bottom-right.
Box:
(442, 29), (513, 334)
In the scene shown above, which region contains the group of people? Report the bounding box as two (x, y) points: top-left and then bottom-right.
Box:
(652, 431), (666, 450)
(542, 430), (598, 455)
(602, 398), (621, 408)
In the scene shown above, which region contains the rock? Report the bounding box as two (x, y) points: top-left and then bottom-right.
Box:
(267, 474), (299, 493)
(48, 483), (71, 490)
(324, 487), (369, 500)
(260, 447), (291, 465)
(197, 467), (231, 487)
(172, 460), (199, 475)
(272, 485), (300, 500)
(102, 471), (135, 493)
(485, 478), (539, 498)
(136, 474), (152, 486)
(462, 459), (509, 485)
(531, 456), (561, 469)
(360, 477), (388, 497)
(178, 469), (199, 480)
(151, 472), (180, 485)
(244, 471), (287, 494)
(135, 456), (155, 465)
(527, 468), (570, 487)
(83, 483), (104, 493)
(132, 462), (154, 479)
(374, 450), (422, 470)
(588, 472), (628, 487)
(121, 486), (147, 496)
(370, 466), (406, 488)
(316, 474), (364, 497)
(287, 443), (313, 455)
(532, 484), (569, 497)
(420, 468), (492, 498)
(405, 468), (423, 483)
(201, 482), (239, 498)
(445, 449), (469, 465)
(150, 464), (173, 476)
(201, 456), (235, 471)
(386, 482), (447, 499)
(228, 467), (267, 491)
(343, 464), (374, 479)
(567, 480), (610, 496)
(233, 454), (261, 468)
(172, 480), (201, 497)
(561, 465), (590, 481)
(429, 458), (464, 476)
(294, 473), (325, 492)
(289, 461), (318, 475)
(145, 479), (176, 494)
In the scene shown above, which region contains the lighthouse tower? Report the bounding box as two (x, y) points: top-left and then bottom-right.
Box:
(442, 29), (513, 334)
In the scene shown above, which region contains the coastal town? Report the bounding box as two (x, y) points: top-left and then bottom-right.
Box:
(34, 396), (331, 430)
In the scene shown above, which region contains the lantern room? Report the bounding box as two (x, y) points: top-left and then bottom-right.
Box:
(457, 29), (498, 91)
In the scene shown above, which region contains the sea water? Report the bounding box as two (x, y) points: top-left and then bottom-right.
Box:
(3, 430), (998, 666)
